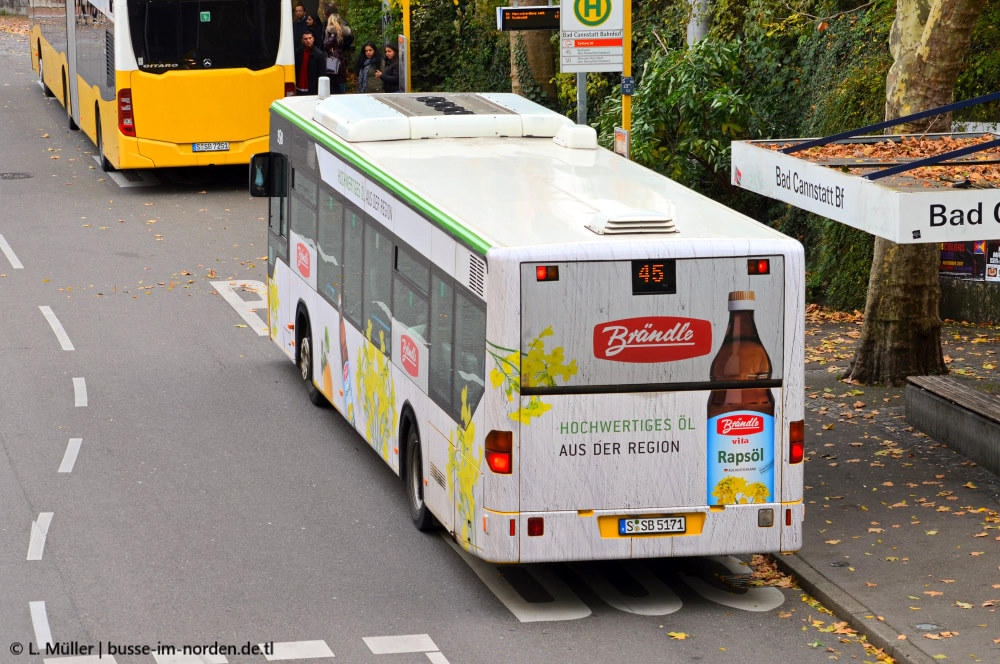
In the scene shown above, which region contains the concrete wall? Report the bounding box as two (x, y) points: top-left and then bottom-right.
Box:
(0, 0), (28, 15)
(940, 277), (1000, 324)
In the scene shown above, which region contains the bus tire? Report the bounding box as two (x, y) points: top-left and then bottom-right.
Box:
(38, 52), (54, 98)
(96, 111), (115, 172)
(62, 71), (79, 131)
(405, 426), (435, 531)
(298, 330), (327, 408)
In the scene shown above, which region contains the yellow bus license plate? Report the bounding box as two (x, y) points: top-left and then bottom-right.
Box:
(193, 142), (230, 152)
(619, 516), (686, 536)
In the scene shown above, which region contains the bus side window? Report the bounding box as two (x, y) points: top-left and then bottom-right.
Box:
(289, 169), (317, 260)
(454, 290), (486, 416)
(393, 245), (430, 343)
(429, 276), (454, 412)
(342, 209), (364, 328)
(363, 223), (393, 354)
(318, 188), (344, 306)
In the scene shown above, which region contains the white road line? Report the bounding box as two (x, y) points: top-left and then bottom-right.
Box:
(153, 653), (228, 663)
(73, 377), (88, 406)
(363, 634), (437, 654)
(39, 306), (75, 351)
(27, 512), (54, 561)
(58, 438), (83, 473)
(568, 561), (682, 616)
(90, 155), (160, 187)
(0, 233), (24, 269)
(442, 534), (591, 622)
(29, 600), (53, 650)
(44, 657), (116, 664)
(679, 556), (785, 612)
(261, 640), (334, 660)
(212, 280), (268, 335)
(425, 653), (450, 664)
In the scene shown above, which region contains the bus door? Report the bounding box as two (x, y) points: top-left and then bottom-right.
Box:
(517, 257), (786, 515)
(66, 0), (80, 127)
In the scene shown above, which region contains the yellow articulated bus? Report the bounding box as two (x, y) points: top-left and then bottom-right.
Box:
(29, 0), (295, 170)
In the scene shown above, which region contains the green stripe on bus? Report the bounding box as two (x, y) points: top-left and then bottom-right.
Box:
(273, 103), (492, 256)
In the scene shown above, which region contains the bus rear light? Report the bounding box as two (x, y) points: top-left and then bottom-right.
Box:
(527, 517), (544, 536)
(748, 258), (770, 275)
(285, 82), (296, 97)
(785, 508), (792, 526)
(485, 430), (512, 474)
(789, 419), (804, 464)
(117, 88), (135, 137)
(510, 518), (516, 536)
(535, 265), (559, 281)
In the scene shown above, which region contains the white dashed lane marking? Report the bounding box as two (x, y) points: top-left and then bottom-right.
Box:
(0, 233), (24, 269)
(29, 600), (53, 650)
(39, 306), (75, 351)
(73, 377), (88, 406)
(27, 512), (54, 561)
(153, 653), (228, 663)
(58, 438), (83, 473)
(363, 634), (437, 654)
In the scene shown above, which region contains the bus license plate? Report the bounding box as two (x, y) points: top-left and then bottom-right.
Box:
(192, 142), (230, 152)
(619, 516), (686, 536)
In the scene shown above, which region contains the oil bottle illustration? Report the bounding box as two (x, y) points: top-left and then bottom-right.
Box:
(338, 293), (355, 424)
(706, 291), (774, 505)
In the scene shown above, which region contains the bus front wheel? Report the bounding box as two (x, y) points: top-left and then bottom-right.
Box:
(405, 427), (435, 531)
(298, 331), (327, 407)
(38, 54), (54, 98)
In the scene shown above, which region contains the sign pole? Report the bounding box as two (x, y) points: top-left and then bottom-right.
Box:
(622, 0), (631, 147)
(403, 0), (411, 92)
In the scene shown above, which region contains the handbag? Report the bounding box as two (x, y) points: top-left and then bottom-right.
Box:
(326, 56), (341, 74)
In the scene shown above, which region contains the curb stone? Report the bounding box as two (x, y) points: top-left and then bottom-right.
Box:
(774, 553), (938, 664)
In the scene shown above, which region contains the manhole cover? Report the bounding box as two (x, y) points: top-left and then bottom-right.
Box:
(1, 172), (32, 180)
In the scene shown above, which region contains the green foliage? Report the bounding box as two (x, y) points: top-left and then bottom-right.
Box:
(955, 1), (1000, 122)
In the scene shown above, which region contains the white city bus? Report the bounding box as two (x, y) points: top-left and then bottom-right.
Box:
(250, 92), (806, 563)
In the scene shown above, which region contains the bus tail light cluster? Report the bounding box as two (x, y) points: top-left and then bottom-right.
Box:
(789, 420), (804, 464)
(118, 88), (135, 136)
(485, 430), (512, 474)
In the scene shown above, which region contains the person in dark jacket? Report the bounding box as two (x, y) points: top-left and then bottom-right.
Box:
(354, 42), (382, 93)
(322, 18), (348, 94)
(304, 13), (324, 44)
(375, 43), (399, 93)
(294, 32), (326, 95)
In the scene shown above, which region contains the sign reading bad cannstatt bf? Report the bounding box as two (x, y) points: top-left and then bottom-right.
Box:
(560, 0), (624, 73)
(732, 137), (1000, 244)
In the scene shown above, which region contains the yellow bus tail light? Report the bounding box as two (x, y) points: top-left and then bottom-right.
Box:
(118, 88), (135, 137)
(485, 430), (512, 474)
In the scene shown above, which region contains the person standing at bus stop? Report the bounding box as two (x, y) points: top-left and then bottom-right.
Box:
(322, 12), (351, 94)
(355, 43), (382, 93)
(375, 43), (399, 93)
(295, 32), (326, 95)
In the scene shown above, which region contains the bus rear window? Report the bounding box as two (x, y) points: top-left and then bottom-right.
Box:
(128, 0), (281, 72)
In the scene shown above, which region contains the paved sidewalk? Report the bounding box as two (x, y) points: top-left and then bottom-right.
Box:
(776, 311), (1000, 664)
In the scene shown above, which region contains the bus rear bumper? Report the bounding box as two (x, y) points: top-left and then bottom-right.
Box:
(483, 502), (803, 564)
(124, 135), (269, 168)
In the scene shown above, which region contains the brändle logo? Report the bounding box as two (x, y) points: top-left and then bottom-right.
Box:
(296, 243), (310, 278)
(717, 415), (764, 436)
(593, 316), (712, 363)
(400, 335), (419, 377)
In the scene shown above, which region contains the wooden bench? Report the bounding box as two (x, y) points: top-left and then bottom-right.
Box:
(905, 375), (1000, 478)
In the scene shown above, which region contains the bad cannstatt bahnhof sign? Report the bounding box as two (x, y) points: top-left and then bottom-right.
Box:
(732, 134), (1000, 244)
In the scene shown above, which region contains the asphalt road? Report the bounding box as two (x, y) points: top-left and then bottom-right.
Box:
(0, 21), (884, 664)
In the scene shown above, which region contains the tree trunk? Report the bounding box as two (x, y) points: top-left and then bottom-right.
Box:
(509, 0), (557, 103)
(844, 0), (984, 386)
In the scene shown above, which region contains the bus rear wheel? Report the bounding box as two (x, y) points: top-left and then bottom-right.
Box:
(405, 427), (435, 531)
(298, 332), (327, 407)
(96, 112), (115, 172)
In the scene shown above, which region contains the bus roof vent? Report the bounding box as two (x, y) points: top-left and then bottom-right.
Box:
(312, 92), (573, 142)
(585, 212), (678, 235)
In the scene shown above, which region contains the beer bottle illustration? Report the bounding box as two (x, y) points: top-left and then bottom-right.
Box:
(706, 291), (775, 505)
(338, 293), (356, 425)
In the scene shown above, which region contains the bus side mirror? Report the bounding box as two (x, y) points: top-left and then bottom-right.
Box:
(249, 152), (286, 197)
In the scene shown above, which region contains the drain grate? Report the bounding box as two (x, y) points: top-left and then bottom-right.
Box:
(1, 172), (32, 180)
